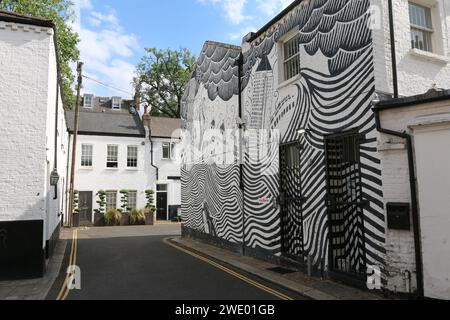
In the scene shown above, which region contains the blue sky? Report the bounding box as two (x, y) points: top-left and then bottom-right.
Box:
(72, 0), (292, 98)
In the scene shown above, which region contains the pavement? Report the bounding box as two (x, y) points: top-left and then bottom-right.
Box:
(0, 240), (66, 300)
(171, 236), (387, 300)
(47, 224), (306, 300)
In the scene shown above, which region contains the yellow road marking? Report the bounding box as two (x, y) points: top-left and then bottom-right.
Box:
(57, 229), (78, 300)
(163, 238), (293, 301)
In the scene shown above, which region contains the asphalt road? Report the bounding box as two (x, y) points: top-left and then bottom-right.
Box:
(47, 226), (305, 300)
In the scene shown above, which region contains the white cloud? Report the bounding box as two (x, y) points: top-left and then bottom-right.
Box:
(197, 0), (250, 25)
(71, 1), (139, 98)
(255, 0), (292, 16)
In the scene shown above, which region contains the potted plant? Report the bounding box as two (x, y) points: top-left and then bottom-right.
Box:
(119, 190), (130, 226)
(130, 209), (146, 226)
(94, 190), (106, 226)
(104, 209), (122, 227)
(72, 191), (80, 227)
(144, 189), (157, 226)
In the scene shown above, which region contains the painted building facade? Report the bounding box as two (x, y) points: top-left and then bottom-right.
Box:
(181, 0), (450, 296)
(0, 12), (69, 279)
(66, 96), (182, 225)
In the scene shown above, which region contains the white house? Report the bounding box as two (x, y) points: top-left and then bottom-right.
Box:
(0, 11), (69, 279)
(65, 95), (181, 226)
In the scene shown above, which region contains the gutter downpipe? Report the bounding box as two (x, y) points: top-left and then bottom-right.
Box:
(150, 133), (159, 181)
(383, 0), (423, 298)
(53, 71), (60, 200)
(374, 111), (424, 299)
(238, 53), (246, 255)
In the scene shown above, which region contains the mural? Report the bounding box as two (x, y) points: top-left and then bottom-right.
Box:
(181, 0), (385, 276)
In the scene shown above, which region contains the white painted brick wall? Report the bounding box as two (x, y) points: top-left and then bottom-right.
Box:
(0, 21), (68, 246)
(379, 101), (450, 293)
(372, 0), (450, 95)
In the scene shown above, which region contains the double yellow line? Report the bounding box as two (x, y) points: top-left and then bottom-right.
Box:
(56, 229), (78, 301)
(163, 238), (293, 300)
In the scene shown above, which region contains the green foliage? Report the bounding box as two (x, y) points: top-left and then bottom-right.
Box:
(119, 190), (129, 213)
(129, 209), (146, 225)
(73, 190), (79, 214)
(144, 189), (157, 213)
(104, 209), (122, 226)
(134, 48), (196, 118)
(0, 0), (80, 109)
(94, 190), (107, 216)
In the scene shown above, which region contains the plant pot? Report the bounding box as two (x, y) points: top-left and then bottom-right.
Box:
(120, 213), (130, 226)
(145, 214), (154, 226)
(94, 213), (104, 227)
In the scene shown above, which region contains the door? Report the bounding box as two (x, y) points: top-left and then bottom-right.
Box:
(279, 143), (304, 259)
(157, 193), (168, 220)
(79, 192), (93, 225)
(413, 125), (450, 299)
(325, 131), (367, 282)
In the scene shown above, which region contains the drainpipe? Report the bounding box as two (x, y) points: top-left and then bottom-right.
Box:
(52, 73), (60, 200)
(388, 0), (399, 98)
(143, 110), (159, 181)
(150, 136), (159, 181)
(237, 52), (246, 255)
(374, 110), (424, 298)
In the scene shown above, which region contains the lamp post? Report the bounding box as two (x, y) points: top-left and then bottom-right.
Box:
(50, 169), (60, 200)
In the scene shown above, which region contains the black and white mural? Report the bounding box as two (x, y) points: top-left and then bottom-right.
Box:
(181, 0), (386, 279)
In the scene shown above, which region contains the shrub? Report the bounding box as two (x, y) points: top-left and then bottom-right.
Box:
(130, 208), (146, 225)
(104, 209), (122, 226)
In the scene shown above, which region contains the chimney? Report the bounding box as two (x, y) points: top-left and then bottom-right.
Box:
(142, 104), (151, 134)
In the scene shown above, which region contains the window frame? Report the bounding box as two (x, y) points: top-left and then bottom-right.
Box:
(282, 33), (301, 82)
(81, 144), (93, 168)
(105, 191), (117, 211)
(107, 145), (119, 168)
(112, 97), (122, 110)
(162, 142), (172, 160)
(127, 146), (138, 168)
(83, 95), (93, 108)
(409, 2), (434, 53)
(127, 191), (137, 210)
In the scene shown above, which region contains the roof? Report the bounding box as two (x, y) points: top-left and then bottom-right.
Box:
(0, 10), (55, 28)
(374, 89), (450, 111)
(150, 117), (181, 139)
(66, 111), (146, 138)
(81, 96), (135, 114)
(248, 0), (303, 42)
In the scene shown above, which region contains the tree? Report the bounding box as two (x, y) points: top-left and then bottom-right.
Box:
(134, 48), (196, 118)
(0, 0), (80, 109)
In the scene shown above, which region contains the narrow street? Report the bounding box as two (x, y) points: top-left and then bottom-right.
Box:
(47, 225), (305, 300)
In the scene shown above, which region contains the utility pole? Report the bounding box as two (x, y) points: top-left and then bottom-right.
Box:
(69, 62), (83, 228)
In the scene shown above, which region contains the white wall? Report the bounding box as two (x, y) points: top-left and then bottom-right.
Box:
(71, 135), (155, 218)
(0, 21), (67, 246)
(153, 138), (182, 207)
(372, 0), (450, 95)
(412, 119), (450, 300)
(378, 99), (450, 296)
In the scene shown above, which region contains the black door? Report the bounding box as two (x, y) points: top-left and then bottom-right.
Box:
(279, 143), (304, 260)
(156, 192), (168, 221)
(325, 131), (367, 282)
(79, 192), (93, 225)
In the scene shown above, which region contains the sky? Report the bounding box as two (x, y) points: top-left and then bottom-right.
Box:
(72, 0), (293, 98)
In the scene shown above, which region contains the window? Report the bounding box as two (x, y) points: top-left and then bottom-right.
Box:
(81, 144), (93, 167)
(83, 94), (93, 108)
(107, 145), (118, 168)
(409, 2), (433, 52)
(157, 184), (168, 192)
(162, 143), (176, 160)
(128, 191), (137, 210)
(106, 191), (117, 210)
(283, 34), (300, 81)
(127, 146), (138, 168)
(112, 97), (122, 109)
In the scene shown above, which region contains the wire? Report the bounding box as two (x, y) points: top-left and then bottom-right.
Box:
(82, 75), (134, 96)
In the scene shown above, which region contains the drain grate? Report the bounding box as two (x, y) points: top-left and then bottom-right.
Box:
(267, 267), (296, 275)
